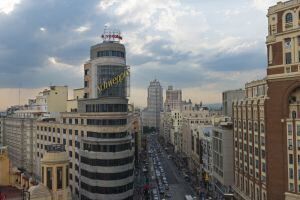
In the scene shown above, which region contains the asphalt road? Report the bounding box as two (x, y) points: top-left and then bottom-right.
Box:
(149, 134), (196, 200)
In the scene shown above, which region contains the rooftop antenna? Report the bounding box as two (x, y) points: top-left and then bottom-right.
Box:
(18, 87), (20, 106)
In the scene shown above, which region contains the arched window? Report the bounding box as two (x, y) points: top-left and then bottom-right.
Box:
(261, 123), (265, 133)
(254, 122), (258, 132)
(286, 13), (293, 23)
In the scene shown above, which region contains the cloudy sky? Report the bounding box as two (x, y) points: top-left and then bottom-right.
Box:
(0, 0), (279, 110)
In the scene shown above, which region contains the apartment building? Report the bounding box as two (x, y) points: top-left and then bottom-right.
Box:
(1, 86), (68, 177)
(233, 1), (300, 200)
(67, 88), (84, 112)
(212, 116), (234, 199)
(222, 89), (245, 117)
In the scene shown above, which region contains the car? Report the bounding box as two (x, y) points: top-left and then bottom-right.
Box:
(165, 184), (169, 190)
(165, 193), (171, 198)
(159, 189), (165, 194)
(152, 189), (158, 195)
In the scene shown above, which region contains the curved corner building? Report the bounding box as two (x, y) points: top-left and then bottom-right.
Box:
(80, 34), (134, 200)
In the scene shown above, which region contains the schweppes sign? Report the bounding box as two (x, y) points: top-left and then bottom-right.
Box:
(97, 69), (130, 92)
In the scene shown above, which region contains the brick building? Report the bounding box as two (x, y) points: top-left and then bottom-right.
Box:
(233, 1), (300, 200)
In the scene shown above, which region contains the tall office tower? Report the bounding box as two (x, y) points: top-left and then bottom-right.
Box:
(222, 89), (245, 117)
(164, 86), (182, 111)
(233, 1), (300, 200)
(142, 79), (163, 129)
(36, 29), (135, 200)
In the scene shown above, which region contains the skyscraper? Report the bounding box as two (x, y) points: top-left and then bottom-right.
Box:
(164, 85), (182, 112)
(142, 79), (163, 129)
(233, 1), (300, 200)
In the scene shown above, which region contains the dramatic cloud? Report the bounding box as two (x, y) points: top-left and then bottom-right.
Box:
(0, 0), (276, 109)
(0, 0), (21, 14)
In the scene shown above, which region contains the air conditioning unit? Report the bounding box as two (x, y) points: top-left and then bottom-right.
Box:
(288, 146), (293, 150)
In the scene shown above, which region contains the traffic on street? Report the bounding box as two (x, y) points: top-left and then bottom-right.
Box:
(146, 133), (197, 200)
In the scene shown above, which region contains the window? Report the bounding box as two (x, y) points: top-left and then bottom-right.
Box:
(289, 168), (294, 179)
(261, 124), (265, 133)
(288, 124), (293, 135)
(286, 13), (293, 23)
(254, 122), (258, 132)
(288, 139), (293, 149)
(261, 150), (265, 159)
(286, 52), (292, 64)
(66, 167), (69, 186)
(47, 167), (52, 189)
(289, 154), (294, 164)
(249, 122), (252, 131)
(42, 167), (44, 183)
(57, 167), (63, 189)
(285, 38), (292, 49)
(292, 111), (297, 119)
(262, 162), (266, 173)
(261, 136), (265, 146)
(290, 183), (294, 191)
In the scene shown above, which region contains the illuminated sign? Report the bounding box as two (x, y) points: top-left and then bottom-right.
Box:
(101, 27), (122, 42)
(97, 69), (130, 92)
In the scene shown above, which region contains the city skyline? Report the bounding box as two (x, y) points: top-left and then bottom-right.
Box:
(0, 0), (277, 109)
